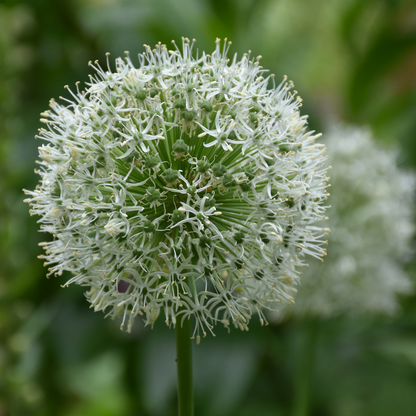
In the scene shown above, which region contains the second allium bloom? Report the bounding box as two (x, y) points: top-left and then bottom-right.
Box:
(288, 126), (415, 318)
(25, 38), (329, 339)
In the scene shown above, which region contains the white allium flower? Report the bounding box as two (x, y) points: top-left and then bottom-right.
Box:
(287, 125), (415, 318)
(24, 38), (329, 340)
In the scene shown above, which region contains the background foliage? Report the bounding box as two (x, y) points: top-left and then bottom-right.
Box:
(1, 0), (416, 415)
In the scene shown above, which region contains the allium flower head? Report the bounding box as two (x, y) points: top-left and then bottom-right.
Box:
(24, 38), (329, 340)
(287, 125), (415, 318)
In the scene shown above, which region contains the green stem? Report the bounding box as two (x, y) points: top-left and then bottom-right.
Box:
(292, 319), (319, 416)
(176, 316), (194, 416)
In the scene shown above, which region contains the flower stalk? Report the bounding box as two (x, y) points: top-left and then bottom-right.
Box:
(176, 316), (194, 416)
(292, 320), (318, 416)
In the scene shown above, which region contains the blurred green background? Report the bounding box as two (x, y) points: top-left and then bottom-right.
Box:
(1, 0), (416, 415)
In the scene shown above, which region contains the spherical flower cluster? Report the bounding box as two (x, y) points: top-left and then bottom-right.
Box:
(24, 38), (329, 340)
(286, 125), (414, 318)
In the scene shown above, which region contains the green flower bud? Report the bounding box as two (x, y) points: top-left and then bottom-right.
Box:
(223, 173), (236, 188)
(200, 101), (213, 112)
(204, 196), (216, 209)
(187, 84), (197, 93)
(212, 162), (227, 177)
(164, 168), (179, 184)
(233, 232), (245, 244)
(135, 90), (147, 100)
(143, 220), (155, 233)
(181, 110), (196, 121)
(145, 187), (161, 203)
(197, 160), (210, 173)
(144, 156), (159, 169)
(239, 182), (251, 192)
(172, 209), (186, 223)
(187, 185), (197, 196)
(173, 98), (186, 109)
(199, 235), (212, 249)
(172, 139), (189, 154)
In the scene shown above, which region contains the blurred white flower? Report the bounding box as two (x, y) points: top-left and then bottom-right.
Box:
(287, 125), (415, 318)
(24, 38), (329, 340)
